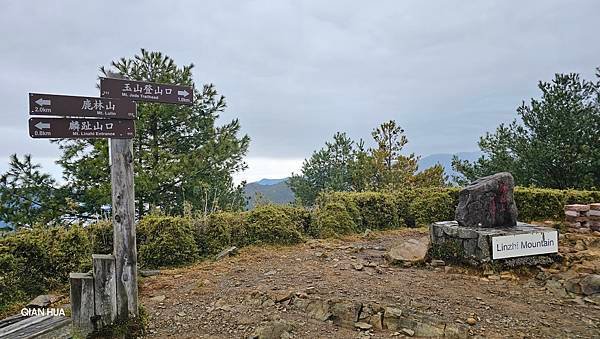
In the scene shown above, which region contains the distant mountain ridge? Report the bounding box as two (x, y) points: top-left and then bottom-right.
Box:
(244, 178), (294, 209)
(418, 151), (482, 180)
(242, 151), (483, 208)
(255, 178), (286, 186)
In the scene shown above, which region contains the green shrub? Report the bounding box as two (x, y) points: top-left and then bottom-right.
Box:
(195, 212), (239, 256)
(409, 188), (458, 226)
(88, 220), (113, 254)
(309, 201), (358, 238)
(515, 187), (600, 221)
(0, 226), (92, 311)
(137, 216), (199, 268)
(316, 191), (400, 231)
(46, 226), (92, 285)
(351, 192), (399, 230)
(0, 252), (27, 312)
(0, 229), (57, 296)
(240, 205), (305, 246)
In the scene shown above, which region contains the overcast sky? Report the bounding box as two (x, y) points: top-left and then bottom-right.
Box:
(1, 1), (598, 183)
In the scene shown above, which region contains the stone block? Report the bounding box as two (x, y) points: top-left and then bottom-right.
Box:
(329, 300), (361, 328)
(369, 312), (384, 331)
(565, 204), (590, 212)
(383, 306), (403, 330)
(566, 215), (589, 222)
(565, 210), (582, 217)
(305, 299), (330, 321)
(429, 221), (557, 266)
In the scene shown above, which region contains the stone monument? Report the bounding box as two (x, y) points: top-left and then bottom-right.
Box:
(430, 172), (559, 266)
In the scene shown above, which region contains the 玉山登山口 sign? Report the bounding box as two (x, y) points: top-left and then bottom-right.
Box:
(29, 118), (135, 139)
(492, 230), (558, 259)
(100, 78), (193, 105)
(29, 93), (136, 119)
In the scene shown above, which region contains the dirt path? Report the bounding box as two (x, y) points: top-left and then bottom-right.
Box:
(139, 229), (600, 338)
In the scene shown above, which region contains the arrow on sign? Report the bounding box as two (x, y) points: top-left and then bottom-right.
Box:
(35, 122), (50, 130)
(35, 98), (51, 106)
(177, 90), (189, 97)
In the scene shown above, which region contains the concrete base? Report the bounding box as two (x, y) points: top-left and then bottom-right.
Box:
(429, 221), (559, 266)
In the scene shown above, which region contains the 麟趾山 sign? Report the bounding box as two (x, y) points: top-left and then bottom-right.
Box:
(492, 230), (558, 259)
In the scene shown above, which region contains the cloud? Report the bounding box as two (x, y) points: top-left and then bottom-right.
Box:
(1, 0), (599, 182)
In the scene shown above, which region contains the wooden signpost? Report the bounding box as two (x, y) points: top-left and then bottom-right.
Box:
(29, 118), (135, 139)
(100, 78), (194, 105)
(28, 77), (194, 335)
(29, 93), (136, 119)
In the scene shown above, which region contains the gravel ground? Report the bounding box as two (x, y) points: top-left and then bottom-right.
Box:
(140, 228), (600, 338)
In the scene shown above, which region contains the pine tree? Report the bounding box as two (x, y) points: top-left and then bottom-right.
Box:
(55, 49), (250, 217)
(0, 154), (73, 228)
(453, 70), (600, 189)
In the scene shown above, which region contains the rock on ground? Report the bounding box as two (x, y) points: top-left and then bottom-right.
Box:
(385, 237), (429, 265)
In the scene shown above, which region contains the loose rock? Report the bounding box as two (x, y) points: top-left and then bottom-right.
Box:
(431, 259), (445, 267)
(27, 294), (62, 308)
(252, 320), (294, 339)
(215, 246), (238, 260)
(580, 274), (600, 295)
(150, 295), (166, 302)
(354, 322), (372, 330)
(401, 328), (415, 336)
(385, 237), (429, 265)
(140, 269), (161, 277)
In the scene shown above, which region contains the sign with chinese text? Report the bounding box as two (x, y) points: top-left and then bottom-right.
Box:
(29, 93), (135, 119)
(29, 118), (135, 139)
(100, 78), (193, 105)
(492, 230), (558, 259)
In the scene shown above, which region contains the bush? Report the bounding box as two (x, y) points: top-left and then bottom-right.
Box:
(0, 226), (92, 312)
(310, 201), (358, 238)
(408, 188), (458, 226)
(1, 185), (598, 312)
(240, 205), (305, 246)
(137, 216), (199, 268)
(46, 226), (92, 285)
(0, 252), (27, 312)
(88, 220), (113, 255)
(195, 212), (239, 256)
(316, 186), (596, 229)
(515, 187), (600, 221)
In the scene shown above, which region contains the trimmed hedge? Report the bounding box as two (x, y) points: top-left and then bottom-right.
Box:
(310, 186), (600, 237)
(137, 216), (198, 268)
(514, 188), (600, 221)
(0, 226), (91, 312)
(2, 186), (599, 312)
(196, 205), (307, 253)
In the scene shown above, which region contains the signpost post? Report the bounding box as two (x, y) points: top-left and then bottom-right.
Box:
(100, 77), (193, 321)
(28, 75), (194, 331)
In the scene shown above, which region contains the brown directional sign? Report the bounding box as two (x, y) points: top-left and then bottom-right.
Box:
(29, 118), (135, 139)
(29, 93), (136, 119)
(100, 78), (194, 105)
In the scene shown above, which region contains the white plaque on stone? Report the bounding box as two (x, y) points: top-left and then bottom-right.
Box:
(492, 230), (558, 259)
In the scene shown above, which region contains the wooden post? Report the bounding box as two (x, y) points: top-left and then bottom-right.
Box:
(92, 254), (117, 327)
(110, 138), (138, 320)
(69, 273), (95, 337)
